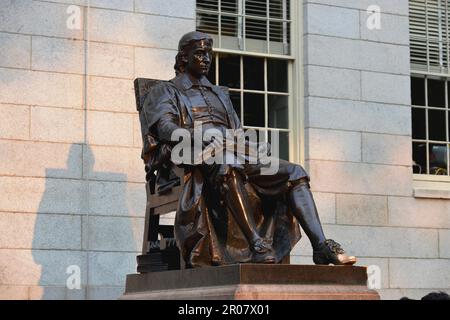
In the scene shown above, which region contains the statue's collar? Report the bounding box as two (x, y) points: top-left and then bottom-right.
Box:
(175, 73), (213, 90)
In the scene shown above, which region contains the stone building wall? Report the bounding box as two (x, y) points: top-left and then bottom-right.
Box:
(299, 0), (450, 300)
(0, 0), (194, 299)
(0, 0), (449, 300)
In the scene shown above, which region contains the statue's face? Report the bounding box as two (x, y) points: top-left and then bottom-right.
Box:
(186, 39), (212, 78)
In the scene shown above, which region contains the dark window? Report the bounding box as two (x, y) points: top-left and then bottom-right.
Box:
(243, 93), (265, 127)
(219, 53), (240, 89)
(410, 77), (449, 176)
(411, 77), (425, 106)
(268, 59), (288, 92)
(243, 56), (264, 90)
(412, 107), (426, 140)
(428, 79), (446, 108)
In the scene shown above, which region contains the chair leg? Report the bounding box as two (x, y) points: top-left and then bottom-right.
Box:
(147, 213), (160, 252)
(142, 178), (159, 254)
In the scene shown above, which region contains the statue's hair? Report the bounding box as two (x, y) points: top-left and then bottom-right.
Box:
(174, 31), (213, 75)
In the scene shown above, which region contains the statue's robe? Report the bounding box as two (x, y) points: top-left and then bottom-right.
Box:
(141, 73), (306, 267)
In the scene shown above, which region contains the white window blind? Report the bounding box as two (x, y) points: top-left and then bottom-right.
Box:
(410, 0), (450, 73)
(196, 0), (291, 55)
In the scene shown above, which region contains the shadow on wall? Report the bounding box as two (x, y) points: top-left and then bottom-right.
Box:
(32, 144), (138, 300)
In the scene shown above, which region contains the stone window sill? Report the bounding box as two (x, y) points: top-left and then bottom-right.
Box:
(413, 175), (450, 199)
(414, 188), (450, 199)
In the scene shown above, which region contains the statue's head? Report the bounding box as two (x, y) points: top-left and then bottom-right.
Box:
(174, 31), (213, 78)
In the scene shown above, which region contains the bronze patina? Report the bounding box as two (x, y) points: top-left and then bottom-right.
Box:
(140, 31), (356, 268)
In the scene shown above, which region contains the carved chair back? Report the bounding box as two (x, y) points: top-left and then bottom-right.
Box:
(134, 78), (184, 272)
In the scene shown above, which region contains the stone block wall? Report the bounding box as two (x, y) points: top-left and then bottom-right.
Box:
(0, 0), (195, 300)
(1, 0), (449, 300)
(299, 0), (450, 300)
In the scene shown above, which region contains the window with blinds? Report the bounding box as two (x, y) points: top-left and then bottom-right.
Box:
(196, 0), (295, 161)
(410, 0), (450, 176)
(410, 0), (450, 73)
(196, 0), (291, 55)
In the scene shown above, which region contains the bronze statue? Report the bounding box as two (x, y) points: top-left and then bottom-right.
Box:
(141, 31), (356, 268)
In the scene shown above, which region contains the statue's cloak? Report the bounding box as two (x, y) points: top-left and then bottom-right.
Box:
(140, 73), (302, 267)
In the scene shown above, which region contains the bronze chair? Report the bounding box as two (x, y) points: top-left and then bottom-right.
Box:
(134, 78), (184, 273)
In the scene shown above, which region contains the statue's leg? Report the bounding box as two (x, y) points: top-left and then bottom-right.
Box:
(222, 167), (275, 263)
(288, 178), (326, 250)
(288, 178), (357, 266)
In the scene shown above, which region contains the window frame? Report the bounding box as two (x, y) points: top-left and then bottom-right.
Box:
(197, 0), (292, 56)
(411, 72), (450, 189)
(196, 0), (304, 164)
(411, 73), (450, 181)
(410, 0), (450, 189)
(210, 50), (294, 161)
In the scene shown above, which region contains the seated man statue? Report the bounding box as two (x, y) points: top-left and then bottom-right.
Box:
(141, 31), (356, 268)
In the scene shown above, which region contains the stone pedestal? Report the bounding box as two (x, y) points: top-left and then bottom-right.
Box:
(121, 264), (380, 300)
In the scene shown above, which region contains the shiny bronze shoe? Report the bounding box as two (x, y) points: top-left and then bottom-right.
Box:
(313, 239), (357, 266)
(251, 238), (276, 264)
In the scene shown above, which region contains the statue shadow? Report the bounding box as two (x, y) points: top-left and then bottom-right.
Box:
(32, 143), (138, 300)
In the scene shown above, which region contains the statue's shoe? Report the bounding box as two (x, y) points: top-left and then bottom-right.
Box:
(252, 251), (276, 264)
(313, 239), (357, 266)
(251, 238), (276, 264)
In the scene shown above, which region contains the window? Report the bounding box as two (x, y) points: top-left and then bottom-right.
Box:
(410, 0), (450, 73)
(411, 76), (449, 175)
(196, 0), (295, 161)
(410, 0), (450, 177)
(197, 0), (291, 55)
